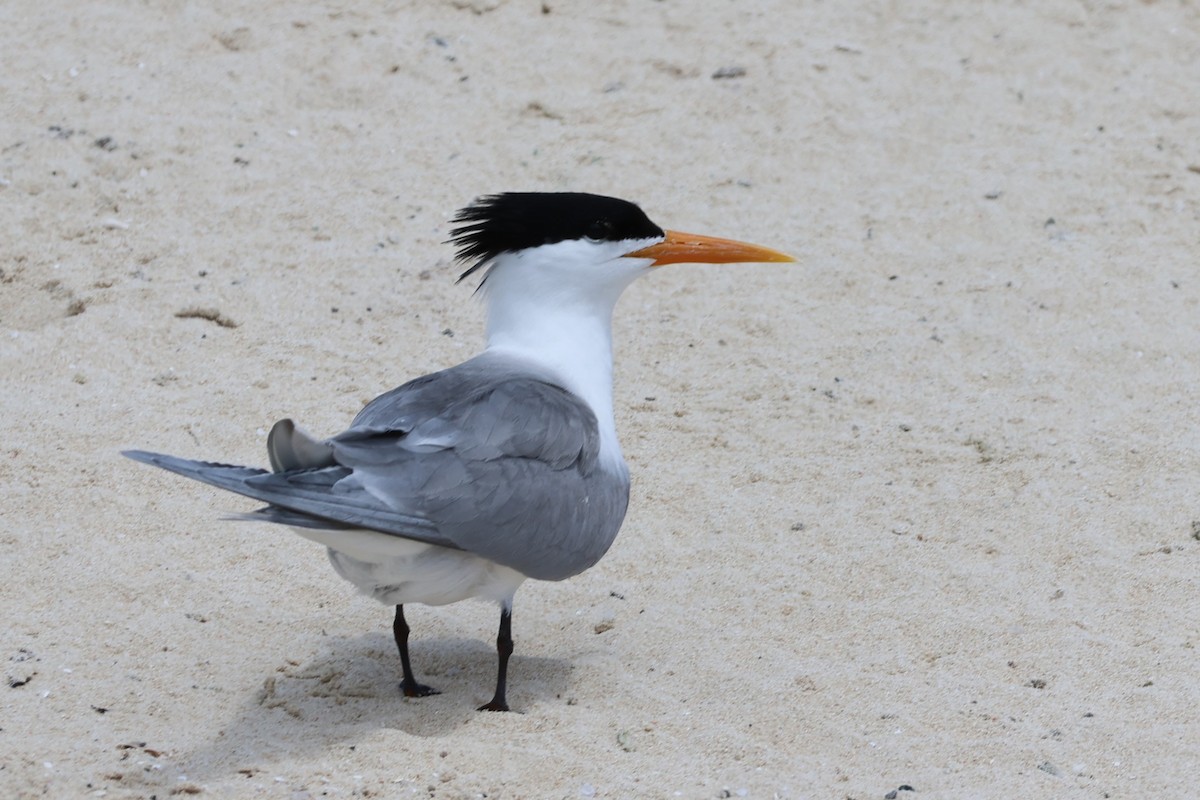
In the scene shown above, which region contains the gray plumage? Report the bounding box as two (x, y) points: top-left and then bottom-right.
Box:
(124, 352), (630, 583)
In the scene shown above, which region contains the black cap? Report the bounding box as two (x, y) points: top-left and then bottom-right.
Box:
(449, 192), (664, 281)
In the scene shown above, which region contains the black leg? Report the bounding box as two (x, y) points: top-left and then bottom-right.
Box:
(477, 607), (513, 712)
(393, 605), (439, 698)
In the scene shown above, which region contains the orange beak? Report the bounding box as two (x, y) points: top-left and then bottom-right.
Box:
(626, 230), (796, 267)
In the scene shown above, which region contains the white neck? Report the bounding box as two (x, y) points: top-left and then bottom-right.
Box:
(476, 241), (652, 471)
(488, 305), (619, 452)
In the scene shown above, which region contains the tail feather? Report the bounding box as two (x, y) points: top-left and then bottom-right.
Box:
(121, 449), (458, 551)
(225, 507), (356, 530)
(123, 449), (271, 489)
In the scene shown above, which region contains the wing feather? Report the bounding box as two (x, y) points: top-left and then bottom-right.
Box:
(125, 352), (630, 581)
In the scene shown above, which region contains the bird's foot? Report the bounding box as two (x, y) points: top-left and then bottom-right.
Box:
(400, 679), (441, 698)
(477, 698), (512, 712)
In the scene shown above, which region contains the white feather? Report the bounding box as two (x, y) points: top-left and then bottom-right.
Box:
(478, 236), (658, 472)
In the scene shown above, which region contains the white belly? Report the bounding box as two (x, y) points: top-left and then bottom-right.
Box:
(290, 526), (527, 607)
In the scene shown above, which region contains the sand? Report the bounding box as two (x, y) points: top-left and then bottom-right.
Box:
(2, 1), (1199, 797)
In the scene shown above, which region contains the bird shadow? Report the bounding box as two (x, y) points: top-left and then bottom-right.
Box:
(176, 630), (572, 781)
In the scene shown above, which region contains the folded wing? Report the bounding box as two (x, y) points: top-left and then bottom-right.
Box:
(125, 353), (629, 581)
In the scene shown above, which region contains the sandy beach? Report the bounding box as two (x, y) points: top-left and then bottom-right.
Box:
(3, 1), (1198, 797)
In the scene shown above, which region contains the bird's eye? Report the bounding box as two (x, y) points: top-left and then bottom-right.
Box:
(585, 219), (613, 242)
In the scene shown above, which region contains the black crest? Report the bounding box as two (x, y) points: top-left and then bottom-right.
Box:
(449, 192), (664, 281)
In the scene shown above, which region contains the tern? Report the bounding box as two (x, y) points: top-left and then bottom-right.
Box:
(125, 192), (794, 711)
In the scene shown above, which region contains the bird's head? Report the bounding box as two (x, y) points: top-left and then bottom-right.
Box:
(449, 192), (795, 306)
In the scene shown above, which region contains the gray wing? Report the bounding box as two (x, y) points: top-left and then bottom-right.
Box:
(327, 358), (630, 580)
(125, 354), (630, 581)
(121, 450), (458, 549)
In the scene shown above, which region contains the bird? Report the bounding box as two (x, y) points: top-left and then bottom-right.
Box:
(124, 192), (794, 712)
